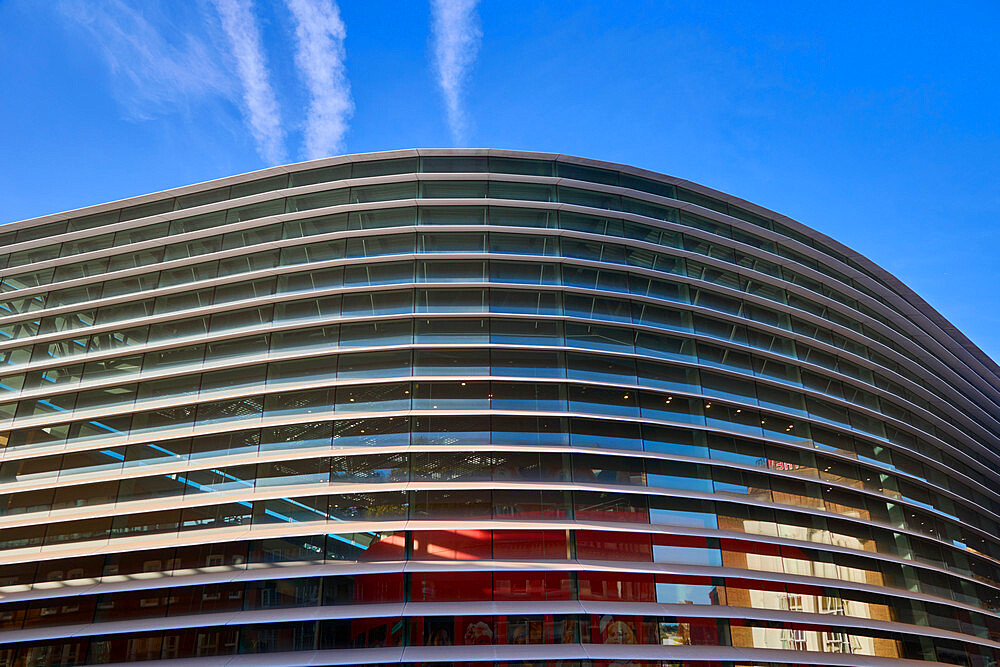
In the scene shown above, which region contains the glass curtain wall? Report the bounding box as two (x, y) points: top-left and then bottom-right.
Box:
(0, 150), (998, 666)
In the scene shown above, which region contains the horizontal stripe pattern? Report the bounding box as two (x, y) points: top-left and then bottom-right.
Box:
(1, 149), (998, 666)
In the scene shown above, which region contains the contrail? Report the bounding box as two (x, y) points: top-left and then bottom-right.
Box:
(59, 0), (228, 121)
(430, 0), (481, 145)
(213, 0), (286, 164)
(285, 0), (353, 159)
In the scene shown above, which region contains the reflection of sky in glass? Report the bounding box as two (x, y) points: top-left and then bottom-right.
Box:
(653, 544), (722, 567)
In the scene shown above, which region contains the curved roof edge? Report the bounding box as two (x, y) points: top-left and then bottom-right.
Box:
(6, 147), (998, 383)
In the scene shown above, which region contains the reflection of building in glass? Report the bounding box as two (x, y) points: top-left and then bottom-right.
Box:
(0, 149), (999, 665)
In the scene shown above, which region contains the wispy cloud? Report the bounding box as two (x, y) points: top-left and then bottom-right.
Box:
(285, 0), (353, 159)
(212, 0), (286, 164)
(59, 0), (230, 120)
(430, 0), (481, 145)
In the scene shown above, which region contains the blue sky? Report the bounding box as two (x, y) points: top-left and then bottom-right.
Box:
(1, 1), (998, 362)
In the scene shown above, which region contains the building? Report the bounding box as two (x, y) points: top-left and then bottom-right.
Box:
(0, 149), (998, 666)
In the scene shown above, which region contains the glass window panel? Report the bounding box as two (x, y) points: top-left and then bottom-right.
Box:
(490, 317), (562, 345)
(205, 334), (269, 362)
(570, 417), (641, 451)
(573, 453), (643, 485)
(341, 289), (413, 317)
(118, 473), (186, 503)
(346, 232), (414, 257)
(418, 205), (487, 226)
(565, 322), (634, 353)
(256, 458), (330, 487)
(579, 571), (655, 601)
(174, 186), (230, 210)
(351, 182), (417, 204)
(421, 156), (488, 173)
(414, 348), (488, 375)
(491, 381), (566, 411)
(639, 361), (699, 393)
(343, 260), (413, 286)
(415, 317), (488, 343)
(147, 315), (209, 342)
(489, 259), (559, 284)
(152, 288), (214, 315)
(700, 370), (757, 403)
(290, 165), (351, 187)
(634, 330), (696, 362)
(569, 384), (638, 417)
(119, 199), (174, 222)
(653, 534), (722, 566)
(352, 157), (418, 178)
(336, 350), (411, 379)
(267, 356), (338, 386)
(332, 416), (409, 448)
(285, 188), (349, 212)
(52, 258), (109, 282)
(491, 348), (564, 378)
(574, 491), (647, 523)
(493, 488), (571, 519)
(412, 380), (490, 410)
(420, 180), (487, 198)
(489, 157), (553, 176)
(704, 401), (766, 437)
(488, 206), (555, 228)
(68, 210), (121, 232)
(411, 489), (490, 519)
(280, 239), (346, 266)
(54, 234), (111, 261)
(493, 415), (569, 446)
(262, 388), (334, 419)
(339, 318), (412, 347)
(277, 269), (343, 296)
(559, 186), (620, 210)
(563, 266), (629, 292)
(416, 259), (486, 282)
(412, 414), (490, 445)
(411, 452), (491, 482)
(260, 422), (331, 453)
(208, 305), (272, 333)
(639, 392), (704, 425)
(225, 198), (285, 223)
(142, 344), (206, 372)
(417, 287), (487, 313)
(331, 452), (407, 483)
(271, 324), (339, 355)
(634, 303), (693, 333)
(566, 352), (635, 384)
(489, 181), (555, 201)
(282, 213), (348, 238)
(335, 382), (410, 412)
(273, 294), (341, 322)
(642, 424), (709, 458)
(488, 232), (558, 255)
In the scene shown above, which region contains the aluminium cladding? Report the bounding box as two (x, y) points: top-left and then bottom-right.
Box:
(0, 149), (997, 666)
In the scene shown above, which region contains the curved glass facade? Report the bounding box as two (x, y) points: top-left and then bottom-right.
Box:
(0, 149), (999, 666)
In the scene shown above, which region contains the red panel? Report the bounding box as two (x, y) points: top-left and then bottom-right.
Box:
(577, 530), (652, 561)
(492, 529), (569, 560)
(412, 530), (493, 560)
(578, 571), (655, 602)
(410, 571), (493, 602)
(493, 571), (573, 601)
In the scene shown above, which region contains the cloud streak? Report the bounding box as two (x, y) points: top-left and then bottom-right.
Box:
(285, 0), (353, 159)
(430, 0), (481, 145)
(59, 0), (229, 120)
(212, 0), (286, 164)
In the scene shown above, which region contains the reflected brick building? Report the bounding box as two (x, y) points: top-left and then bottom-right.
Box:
(0, 150), (999, 665)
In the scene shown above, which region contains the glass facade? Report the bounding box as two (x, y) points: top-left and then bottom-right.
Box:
(0, 149), (999, 666)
